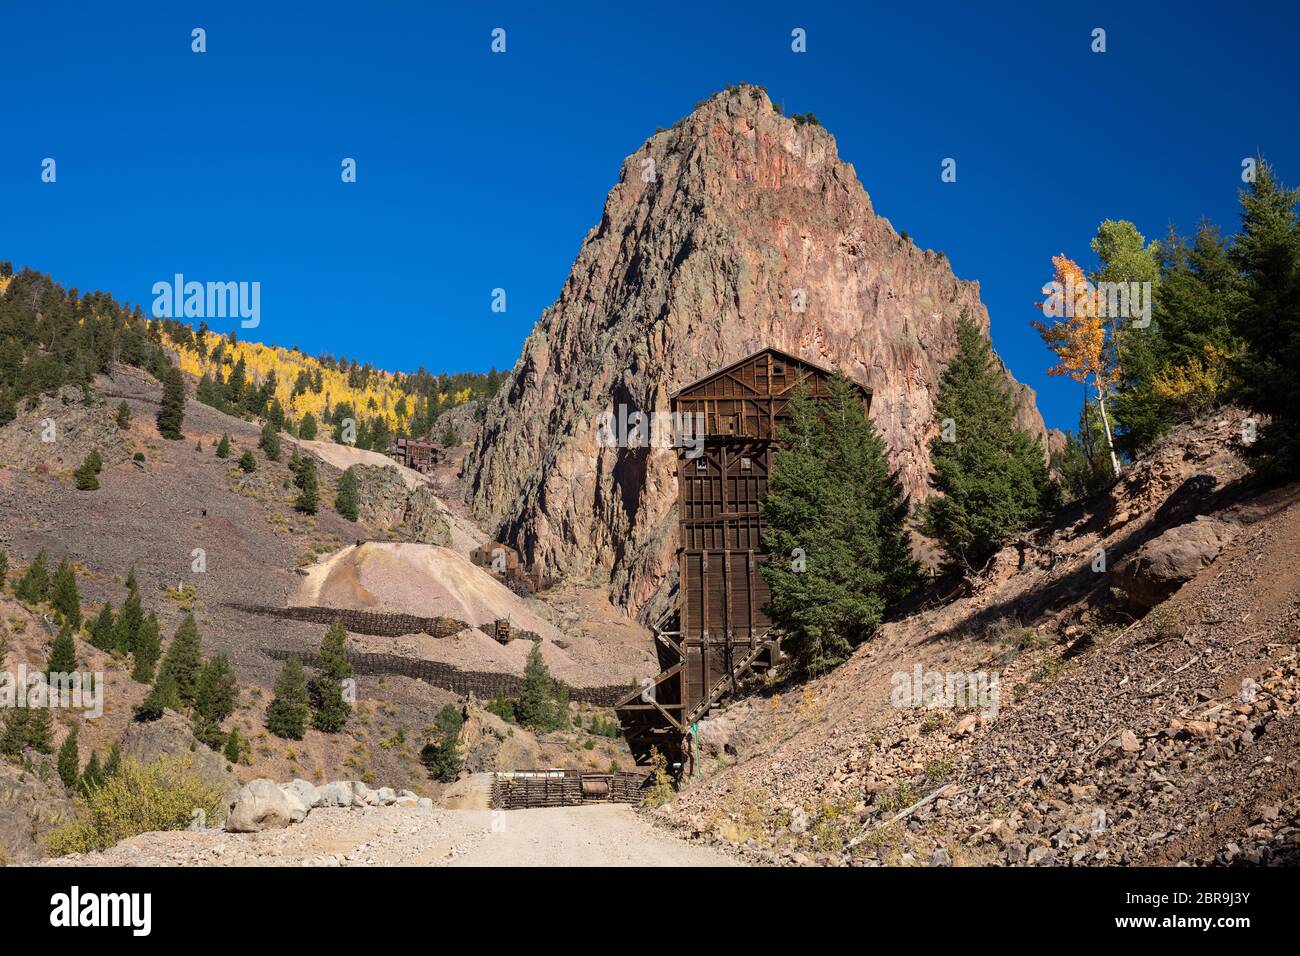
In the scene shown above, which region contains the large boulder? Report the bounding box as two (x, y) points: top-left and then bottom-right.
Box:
(1119, 517), (1233, 608)
(225, 779), (295, 833)
(350, 781), (379, 806)
(279, 786), (311, 824)
(283, 779), (322, 809)
(317, 782), (354, 808)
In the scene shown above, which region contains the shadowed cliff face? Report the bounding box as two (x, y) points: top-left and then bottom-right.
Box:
(465, 85), (1050, 619)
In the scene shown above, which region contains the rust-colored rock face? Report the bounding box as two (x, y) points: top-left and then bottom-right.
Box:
(465, 86), (1048, 618)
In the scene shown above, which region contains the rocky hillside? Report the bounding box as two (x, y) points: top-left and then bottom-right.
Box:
(465, 85), (1050, 619)
(653, 411), (1300, 866)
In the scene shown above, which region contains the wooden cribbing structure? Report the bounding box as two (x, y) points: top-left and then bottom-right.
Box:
(262, 646), (634, 707)
(490, 770), (650, 809)
(228, 603), (543, 644)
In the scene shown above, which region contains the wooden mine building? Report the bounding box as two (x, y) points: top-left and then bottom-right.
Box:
(388, 437), (438, 474)
(615, 347), (871, 766)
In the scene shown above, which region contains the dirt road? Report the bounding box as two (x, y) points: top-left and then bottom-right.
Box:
(449, 805), (738, 867)
(38, 804), (739, 868)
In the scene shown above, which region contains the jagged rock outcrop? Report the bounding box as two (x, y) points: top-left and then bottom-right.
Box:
(465, 85), (1049, 617)
(0, 758), (77, 864)
(351, 464), (451, 546)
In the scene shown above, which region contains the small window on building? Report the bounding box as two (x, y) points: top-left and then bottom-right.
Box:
(739, 457), (752, 470)
(772, 362), (785, 374)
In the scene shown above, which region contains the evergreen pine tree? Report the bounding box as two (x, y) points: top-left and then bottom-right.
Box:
(1112, 222), (1244, 454)
(195, 654), (238, 725)
(0, 708), (53, 756)
(49, 559), (82, 628)
(922, 315), (1056, 572)
(761, 375), (920, 674)
(334, 466), (360, 521)
(133, 669), (181, 721)
(309, 620), (352, 733)
(15, 550), (51, 604)
(265, 655), (310, 740)
(112, 578), (144, 654)
(223, 727), (242, 764)
(57, 724), (80, 788)
(115, 400), (132, 429)
(215, 433), (231, 458)
(47, 625), (77, 675)
(295, 457), (320, 514)
(131, 612), (161, 683)
(158, 613), (203, 705)
(88, 604), (116, 651)
(299, 412), (318, 440)
(156, 364), (187, 439)
(1232, 160), (1300, 475)
(516, 644), (566, 730)
(74, 452), (101, 490)
(226, 356), (247, 407)
(79, 750), (103, 796)
(0, 549), (8, 589)
(259, 421), (281, 461)
(237, 449), (257, 472)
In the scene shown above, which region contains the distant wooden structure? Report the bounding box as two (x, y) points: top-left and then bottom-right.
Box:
(471, 540), (546, 595)
(615, 347), (870, 766)
(388, 437), (438, 474)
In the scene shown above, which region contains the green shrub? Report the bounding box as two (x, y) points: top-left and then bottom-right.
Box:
(44, 755), (227, 856)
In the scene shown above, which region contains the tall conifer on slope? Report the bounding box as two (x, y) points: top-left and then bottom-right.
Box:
(334, 466), (360, 521)
(760, 375), (919, 675)
(266, 656), (309, 740)
(309, 620), (352, 733)
(131, 612), (161, 683)
(47, 625), (77, 676)
(295, 457), (320, 514)
(15, 550), (50, 604)
(259, 420), (281, 461)
(57, 724), (80, 788)
(158, 613), (203, 706)
(49, 559), (81, 628)
(922, 315), (1056, 573)
(113, 575), (144, 654)
(156, 364), (186, 439)
(1232, 160), (1300, 476)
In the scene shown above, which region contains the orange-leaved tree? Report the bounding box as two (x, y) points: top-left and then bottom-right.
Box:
(1032, 254), (1122, 476)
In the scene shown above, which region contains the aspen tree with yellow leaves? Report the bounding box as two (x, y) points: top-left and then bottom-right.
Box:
(1033, 255), (1122, 476)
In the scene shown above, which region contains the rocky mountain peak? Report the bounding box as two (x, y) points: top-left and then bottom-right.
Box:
(465, 85), (1050, 618)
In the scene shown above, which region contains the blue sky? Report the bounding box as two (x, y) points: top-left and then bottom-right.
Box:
(3, 1), (1297, 431)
